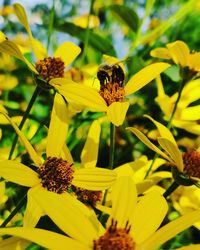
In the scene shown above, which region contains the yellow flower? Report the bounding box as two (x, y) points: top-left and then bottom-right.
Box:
(172, 185), (200, 229)
(156, 76), (200, 135)
(0, 4), (81, 82)
(0, 177), (200, 250)
(127, 115), (200, 184)
(0, 97), (116, 227)
(151, 40), (200, 73)
(50, 61), (170, 126)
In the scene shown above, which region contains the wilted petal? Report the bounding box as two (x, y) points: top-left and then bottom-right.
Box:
(81, 120), (101, 168)
(73, 168), (117, 190)
(125, 63), (170, 96)
(46, 93), (69, 158)
(54, 42), (81, 67)
(0, 160), (40, 187)
(107, 101), (129, 126)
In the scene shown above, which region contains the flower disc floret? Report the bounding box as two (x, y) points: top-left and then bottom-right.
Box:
(183, 150), (200, 179)
(93, 219), (135, 250)
(38, 157), (74, 194)
(35, 57), (65, 82)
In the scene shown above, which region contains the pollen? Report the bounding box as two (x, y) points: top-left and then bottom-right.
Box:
(38, 157), (74, 194)
(99, 82), (125, 106)
(93, 219), (135, 250)
(72, 186), (102, 206)
(183, 150), (200, 179)
(35, 57), (65, 82)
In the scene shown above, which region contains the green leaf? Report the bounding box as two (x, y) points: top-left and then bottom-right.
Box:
(55, 21), (116, 56)
(108, 4), (139, 32)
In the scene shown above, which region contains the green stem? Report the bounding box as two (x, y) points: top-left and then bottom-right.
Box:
(163, 181), (179, 199)
(144, 153), (158, 179)
(8, 85), (41, 160)
(0, 194), (27, 227)
(81, 0), (95, 64)
(108, 123), (116, 170)
(47, 0), (55, 51)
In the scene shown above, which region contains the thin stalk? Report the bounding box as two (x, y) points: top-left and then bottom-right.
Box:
(163, 181), (179, 199)
(80, 0), (95, 64)
(108, 123), (116, 170)
(47, 0), (55, 51)
(0, 194), (27, 227)
(8, 85), (41, 160)
(144, 78), (185, 179)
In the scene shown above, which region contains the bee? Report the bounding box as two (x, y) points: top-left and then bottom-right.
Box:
(97, 63), (125, 87)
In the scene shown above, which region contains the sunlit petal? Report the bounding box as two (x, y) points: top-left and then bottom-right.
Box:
(181, 105), (200, 121)
(167, 40), (190, 67)
(0, 228), (88, 250)
(107, 102), (129, 126)
(0, 237), (30, 250)
(176, 245), (200, 250)
(150, 47), (171, 59)
(46, 93), (69, 157)
(31, 189), (97, 246)
(54, 42), (81, 67)
(144, 115), (177, 145)
(141, 210), (200, 250)
(0, 160), (40, 187)
(158, 137), (183, 171)
(127, 127), (171, 162)
(130, 191), (168, 244)
(0, 31), (7, 42)
(61, 144), (74, 164)
(173, 120), (200, 135)
(111, 176), (137, 228)
(50, 79), (107, 112)
(0, 112), (42, 166)
(81, 120), (101, 168)
(125, 62), (170, 96)
(73, 168), (117, 190)
(0, 40), (38, 73)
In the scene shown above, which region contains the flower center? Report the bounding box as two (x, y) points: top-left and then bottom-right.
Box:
(183, 150), (200, 179)
(72, 186), (102, 206)
(99, 82), (125, 106)
(93, 219), (135, 250)
(35, 57), (65, 82)
(38, 157), (74, 194)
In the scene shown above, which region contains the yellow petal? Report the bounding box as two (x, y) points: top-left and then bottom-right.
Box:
(111, 176), (137, 228)
(0, 228), (88, 250)
(158, 137), (183, 172)
(125, 62), (170, 96)
(13, 3), (47, 60)
(0, 74), (18, 90)
(31, 189), (97, 246)
(23, 187), (44, 227)
(0, 237), (30, 250)
(150, 47), (172, 59)
(50, 79), (107, 112)
(141, 210), (200, 250)
(61, 144), (74, 165)
(73, 168), (117, 190)
(181, 105), (200, 121)
(54, 42), (81, 67)
(126, 127), (171, 161)
(167, 40), (190, 67)
(144, 115), (177, 145)
(0, 160), (40, 187)
(173, 119), (200, 135)
(130, 191), (168, 244)
(0, 112), (42, 166)
(81, 120), (101, 168)
(46, 93), (69, 157)
(0, 40), (38, 73)
(0, 31), (7, 42)
(73, 14), (100, 29)
(176, 245), (200, 250)
(107, 101), (129, 126)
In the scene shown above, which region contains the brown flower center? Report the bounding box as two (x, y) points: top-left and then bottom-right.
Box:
(72, 185), (102, 206)
(35, 57), (64, 82)
(99, 82), (125, 106)
(38, 157), (74, 194)
(93, 219), (135, 250)
(183, 150), (200, 179)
